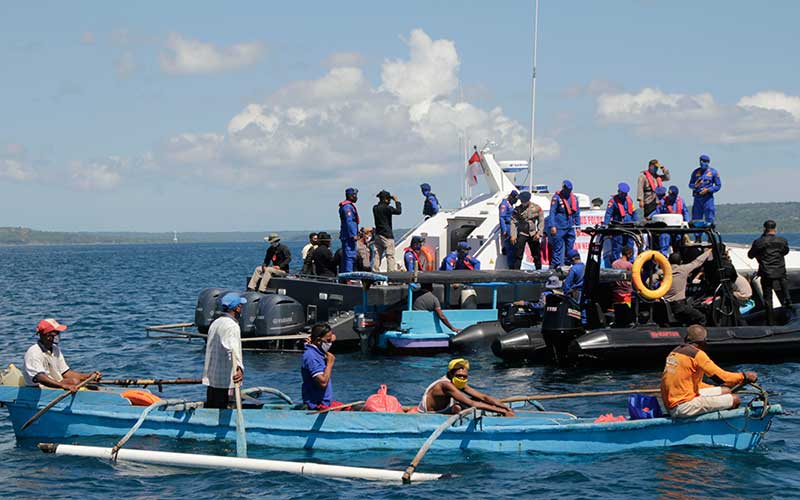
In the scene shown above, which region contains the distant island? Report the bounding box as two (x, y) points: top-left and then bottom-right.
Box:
(2, 202), (798, 246)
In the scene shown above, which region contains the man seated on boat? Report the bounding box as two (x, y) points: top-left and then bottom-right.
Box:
(247, 233), (292, 292)
(664, 249), (713, 326)
(202, 293), (246, 409)
(661, 325), (757, 418)
(413, 283), (461, 334)
(562, 249), (585, 300)
(302, 323), (349, 410)
(440, 241), (481, 270)
(23, 318), (101, 391)
(418, 359), (514, 417)
(310, 232), (338, 277)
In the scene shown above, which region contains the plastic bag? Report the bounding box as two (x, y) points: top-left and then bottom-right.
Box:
(364, 384), (404, 413)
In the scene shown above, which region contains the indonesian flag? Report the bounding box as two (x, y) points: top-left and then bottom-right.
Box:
(466, 151), (482, 186)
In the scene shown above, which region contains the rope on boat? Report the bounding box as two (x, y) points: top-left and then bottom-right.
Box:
(241, 386), (294, 405)
(402, 407), (478, 484)
(111, 399), (203, 461)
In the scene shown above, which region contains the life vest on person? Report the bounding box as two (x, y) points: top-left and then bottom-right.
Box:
(462, 259), (475, 270)
(404, 247), (421, 271)
(423, 193), (438, 216)
(615, 195), (635, 218)
(364, 384), (404, 413)
(121, 389), (161, 406)
(643, 170), (663, 192)
(339, 200), (360, 224)
(558, 192), (578, 215)
(665, 196), (683, 215)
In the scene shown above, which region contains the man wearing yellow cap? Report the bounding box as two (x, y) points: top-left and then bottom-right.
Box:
(417, 359), (514, 416)
(23, 318), (100, 392)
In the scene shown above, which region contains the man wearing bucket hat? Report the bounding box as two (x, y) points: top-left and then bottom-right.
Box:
(603, 182), (639, 263)
(661, 325), (757, 418)
(339, 187), (360, 273)
(202, 292), (246, 409)
(247, 233), (291, 292)
(688, 154), (721, 225)
(23, 319), (100, 391)
(417, 358), (514, 416)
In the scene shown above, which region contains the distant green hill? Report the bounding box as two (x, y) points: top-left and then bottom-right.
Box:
(1, 202), (797, 245)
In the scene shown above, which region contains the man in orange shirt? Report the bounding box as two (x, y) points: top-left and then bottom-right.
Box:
(661, 325), (758, 418)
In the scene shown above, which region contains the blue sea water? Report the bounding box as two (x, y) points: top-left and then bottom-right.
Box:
(1, 236), (799, 500)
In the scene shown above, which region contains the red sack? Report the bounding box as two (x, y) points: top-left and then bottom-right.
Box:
(364, 384), (404, 413)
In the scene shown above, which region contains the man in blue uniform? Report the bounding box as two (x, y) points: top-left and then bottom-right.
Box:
(657, 185), (690, 255)
(498, 190), (518, 267)
(546, 180), (580, 267)
(562, 249), (585, 301)
(440, 241), (481, 270)
(420, 183), (440, 218)
(338, 187), (360, 272)
(604, 182), (638, 263)
(689, 154), (721, 224)
(404, 235), (425, 271)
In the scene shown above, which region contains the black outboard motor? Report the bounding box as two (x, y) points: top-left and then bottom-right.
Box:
(195, 288), (227, 334)
(238, 291), (272, 336)
(499, 301), (542, 331)
(541, 293), (584, 364)
(253, 294), (305, 338)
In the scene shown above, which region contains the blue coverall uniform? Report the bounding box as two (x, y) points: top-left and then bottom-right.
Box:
(499, 198), (515, 267)
(422, 191), (440, 217)
(338, 201), (359, 272)
(689, 166), (721, 224)
(563, 261), (585, 301)
(404, 248), (420, 272)
(546, 191), (580, 267)
(439, 251), (481, 270)
(603, 194), (638, 263)
(656, 195), (690, 255)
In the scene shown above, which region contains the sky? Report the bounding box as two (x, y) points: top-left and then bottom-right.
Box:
(1, 1), (799, 232)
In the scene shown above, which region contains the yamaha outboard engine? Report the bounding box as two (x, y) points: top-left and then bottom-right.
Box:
(253, 294), (305, 338)
(500, 301), (542, 331)
(238, 291), (271, 336)
(195, 288), (227, 334)
(541, 293), (584, 364)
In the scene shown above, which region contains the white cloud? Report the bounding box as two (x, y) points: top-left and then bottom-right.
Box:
(322, 51), (366, 68)
(1, 143), (34, 181)
(71, 157), (126, 190)
(114, 51), (136, 78)
(596, 87), (800, 143)
(160, 33), (264, 75)
(81, 31), (95, 45)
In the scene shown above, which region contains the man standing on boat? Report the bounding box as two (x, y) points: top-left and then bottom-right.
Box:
(417, 358), (514, 416)
(311, 232), (338, 277)
(498, 190), (518, 267)
(688, 154), (721, 225)
(202, 293), (246, 409)
(301, 233), (318, 274)
(301, 323), (343, 410)
(637, 159), (670, 219)
(748, 220), (792, 325)
(247, 233), (291, 292)
(546, 180), (580, 267)
(420, 183), (440, 218)
(372, 190), (402, 272)
(23, 319), (101, 391)
(510, 191), (545, 270)
(656, 185), (690, 255)
(661, 325), (757, 418)
(339, 187), (360, 273)
(603, 183), (638, 263)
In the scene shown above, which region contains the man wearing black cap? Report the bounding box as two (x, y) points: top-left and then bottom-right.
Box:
(404, 235), (426, 271)
(661, 325), (757, 418)
(748, 220), (792, 325)
(510, 191), (544, 270)
(372, 190), (401, 272)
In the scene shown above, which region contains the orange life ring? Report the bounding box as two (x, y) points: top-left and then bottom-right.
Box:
(632, 250), (672, 300)
(419, 246), (436, 271)
(121, 389), (162, 406)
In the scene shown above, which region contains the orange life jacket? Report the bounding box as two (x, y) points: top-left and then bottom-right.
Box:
(643, 170), (663, 192)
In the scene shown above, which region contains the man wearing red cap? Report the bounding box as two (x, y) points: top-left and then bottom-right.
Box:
(23, 319), (100, 391)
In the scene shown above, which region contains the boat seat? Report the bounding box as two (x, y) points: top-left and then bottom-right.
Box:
(611, 303), (634, 327)
(651, 299), (679, 326)
(400, 309), (497, 334)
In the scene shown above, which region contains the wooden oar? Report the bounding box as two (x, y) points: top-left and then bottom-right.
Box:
(21, 374), (99, 430)
(232, 352), (247, 458)
(306, 400), (366, 415)
(501, 387), (660, 404)
(402, 406), (476, 484)
(97, 378), (201, 386)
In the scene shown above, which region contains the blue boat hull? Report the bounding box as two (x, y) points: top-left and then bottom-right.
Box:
(0, 387), (779, 454)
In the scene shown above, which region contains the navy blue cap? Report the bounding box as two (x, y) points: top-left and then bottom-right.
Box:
(457, 241), (471, 251)
(562, 180), (573, 190)
(411, 235), (425, 245)
(617, 182), (630, 194)
(566, 249), (580, 260)
(668, 185), (679, 196)
(420, 183), (431, 191)
(509, 190), (519, 197)
(220, 292), (247, 310)
(699, 154), (710, 162)
(519, 191), (532, 202)
(655, 186), (667, 196)
(345, 187), (358, 196)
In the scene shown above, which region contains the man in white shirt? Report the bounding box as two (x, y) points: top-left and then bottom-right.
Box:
(23, 318), (100, 392)
(202, 292), (246, 409)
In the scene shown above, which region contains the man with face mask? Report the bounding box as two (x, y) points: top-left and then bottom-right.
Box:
(420, 183), (440, 218)
(657, 185), (690, 255)
(661, 325), (757, 418)
(202, 293), (246, 409)
(339, 187), (360, 273)
(301, 323), (345, 410)
(546, 180), (581, 267)
(404, 235), (426, 271)
(603, 182), (639, 263)
(23, 319), (101, 391)
(498, 190), (518, 267)
(637, 159), (671, 219)
(510, 191), (545, 270)
(247, 233), (292, 292)
(689, 154), (721, 224)
(417, 358), (514, 416)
